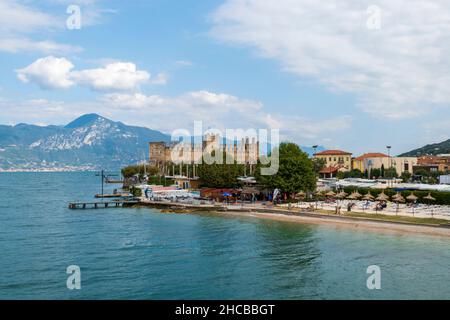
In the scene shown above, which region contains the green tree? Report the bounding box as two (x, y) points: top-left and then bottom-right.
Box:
(197, 152), (245, 188)
(336, 171), (345, 179)
(400, 171), (411, 182)
(312, 157), (326, 175)
(256, 142), (316, 196)
(370, 168), (381, 179)
(343, 169), (363, 178)
(384, 167), (398, 178)
(121, 164), (159, 178)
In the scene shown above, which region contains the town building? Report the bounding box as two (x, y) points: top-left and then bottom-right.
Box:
(416, 155), (450, 172)
(149, 134), (260, 176)
(314, 149), (352, 178)
(352, 153), (388, 172)
(351, 152), (417, 177)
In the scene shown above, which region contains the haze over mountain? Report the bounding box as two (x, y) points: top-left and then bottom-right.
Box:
(0, 114), (325, 171)
(0, 114), (170, 170)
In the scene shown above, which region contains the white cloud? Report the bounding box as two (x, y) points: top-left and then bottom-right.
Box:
(0, 0), (59, 34)
(16, 56), (75, 89)
(0, 0), (79, 54)
(0, 90), (351, 145)
(0, 0), (115, 54)
(17, 57), (158, 91)
(150, 72), (168, 85)
(71, 62), (150, 90)
(0, 38), (82, 55)
(101, 91), (351, 142)
(210, 0), (450, 119)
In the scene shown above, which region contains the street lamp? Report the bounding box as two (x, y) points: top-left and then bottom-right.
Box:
(386, 145), (392, 187)
(312, 145), (318, 157)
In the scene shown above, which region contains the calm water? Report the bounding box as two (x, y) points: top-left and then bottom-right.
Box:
(0, 172), (449, 299)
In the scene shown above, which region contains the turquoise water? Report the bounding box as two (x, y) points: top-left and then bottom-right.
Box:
(0, 172), (449, 299)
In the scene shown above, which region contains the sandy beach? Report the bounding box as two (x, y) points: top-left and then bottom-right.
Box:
(137, 199), (450, 238)
(215, 209), (450, 238)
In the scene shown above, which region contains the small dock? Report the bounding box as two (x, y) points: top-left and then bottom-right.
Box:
(68, 200), (139, 210)
(94, 193), (131, 198)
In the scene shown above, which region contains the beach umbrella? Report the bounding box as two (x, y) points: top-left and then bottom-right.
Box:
(325, 190), (336, 197)
(424, 193), (436, 218)
(406, 192), (418, 202)
(336, 191), (348, 199)
(406, 192), (418, 216)
(313, 190), (325, 209)
(347, 192), (360, 200)
(392, 192), (405, 202)
(376, 191), (390, 202)
(362, 191), (374, 201)
(353, 190), (362, 198)
(424, 193), (436, 201)
(296, 191), (306, 199)
(392, 192), (405, 215)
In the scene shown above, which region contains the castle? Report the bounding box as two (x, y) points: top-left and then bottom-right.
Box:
(149, 134), (259, 168)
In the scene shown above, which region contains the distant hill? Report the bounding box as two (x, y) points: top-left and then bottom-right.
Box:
(0, 113), (325, 170)
(0, 114), (170, 170)
(400, 139), (450, 157)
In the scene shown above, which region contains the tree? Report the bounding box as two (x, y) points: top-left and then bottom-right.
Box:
(381, 164), (385, 178)
(343, 169), (363, 178)
(256, 142), (316, 196)
(121, 164), (158, 178)
(370, 168), (381, 179)
(400, 171), (411, 182)
(312, 157), (326, 175)
(384, 167), (398, 178)
(364, 169), (369, 179)
(197, 152), (245, 188)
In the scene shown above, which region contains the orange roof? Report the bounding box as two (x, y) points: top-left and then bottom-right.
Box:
(319, 166), (339, 174)
(315, 149), (352, 156)
(354, 152), (389, 161)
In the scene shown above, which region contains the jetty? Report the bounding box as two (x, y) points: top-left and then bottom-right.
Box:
(94, 193), (131, 198)
(68, 200), (139, 210)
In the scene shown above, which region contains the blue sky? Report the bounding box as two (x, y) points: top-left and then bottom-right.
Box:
(1, 0), (450, 155)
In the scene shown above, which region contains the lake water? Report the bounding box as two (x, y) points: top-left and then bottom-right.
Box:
(0, 172), (449, 299)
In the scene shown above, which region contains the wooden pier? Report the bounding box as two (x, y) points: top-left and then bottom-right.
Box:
(94, 193), (131, 198)
(68, 200), (139, 210)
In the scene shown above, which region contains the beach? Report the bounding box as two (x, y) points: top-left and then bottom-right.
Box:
(216, 209), (450, 238)
(136, 198), (450, 238)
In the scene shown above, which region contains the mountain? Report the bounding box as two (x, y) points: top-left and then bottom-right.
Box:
(400, 139), (450, 157)
(0, 114), (170, 170)
(0, 113), (325, 171)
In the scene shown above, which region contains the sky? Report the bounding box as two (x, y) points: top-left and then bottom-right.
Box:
(1, 0), (450, 155)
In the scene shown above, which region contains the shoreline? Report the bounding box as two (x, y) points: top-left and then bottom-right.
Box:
(212, 209), (450, 238)
(134, 200), (450, 238)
